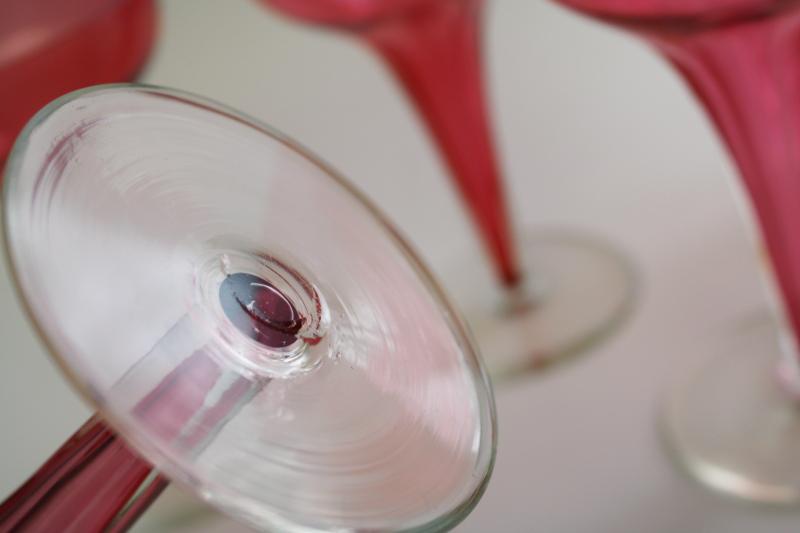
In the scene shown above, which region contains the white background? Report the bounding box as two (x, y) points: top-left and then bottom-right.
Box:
(2, 0), (800, 531)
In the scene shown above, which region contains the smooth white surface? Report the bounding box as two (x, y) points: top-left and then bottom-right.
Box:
(2, 0), (800, 531)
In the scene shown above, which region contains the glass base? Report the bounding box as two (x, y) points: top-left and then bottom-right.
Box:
(662, 316), (800, 505)
(444, 229), (637, 380)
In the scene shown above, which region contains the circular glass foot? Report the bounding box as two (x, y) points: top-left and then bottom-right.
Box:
(3, 85), (496, 532)
(444, 229), (637, 380)
(662, 316), (800, 504)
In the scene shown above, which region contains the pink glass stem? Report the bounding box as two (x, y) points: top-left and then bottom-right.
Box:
(0, 349), (262, 532)
(0, 416), (163, 533)
(639, 12), (800, 362)
(106, 473), (170, 533)
(363, 0), (521, 286)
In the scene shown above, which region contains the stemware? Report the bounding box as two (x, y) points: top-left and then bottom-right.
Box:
(0, 0), (157, 166)
(0, 84), (496, 531)
(555, 0), (800, 503)
(260, 0), (636, 378)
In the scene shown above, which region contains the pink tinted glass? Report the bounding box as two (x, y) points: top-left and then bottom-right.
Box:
(0, 0), (157, 164)
(558, 0), (788, 21)
(261, 0), (521, 285)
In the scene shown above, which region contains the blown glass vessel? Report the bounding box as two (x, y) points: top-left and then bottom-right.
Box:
(556, 0), (800, 504)
(260, 0), (635, 378)
(0, 84), (496, 531)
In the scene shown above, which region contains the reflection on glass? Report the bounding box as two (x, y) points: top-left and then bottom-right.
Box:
(0, 85), (496, 531)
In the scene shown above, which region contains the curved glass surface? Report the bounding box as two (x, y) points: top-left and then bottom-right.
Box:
(2, 84), (496, 532)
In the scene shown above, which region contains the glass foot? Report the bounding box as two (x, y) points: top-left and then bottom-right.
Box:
(444, 229), (637, 380)
(662, 315), (800, 504)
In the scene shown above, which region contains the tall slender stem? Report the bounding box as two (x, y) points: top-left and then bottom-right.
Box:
(364, 0), (521, 285)
(107, 472), (170, 533)
(0, 416), (160, 533)
(647, 13), (800, 373)
(0, 349), (262, 532)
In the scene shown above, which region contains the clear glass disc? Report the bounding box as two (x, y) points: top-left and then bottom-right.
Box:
(443, 229), (636, 379)
(2, 84), (496, 532)
(662, 313), (800, 505)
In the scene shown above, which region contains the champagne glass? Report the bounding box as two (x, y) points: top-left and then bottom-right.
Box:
(259, 0), (636, 378)
(554, 0), (800, 503)
(0, 84), (496, 531)
(0, 0), (157, 166)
